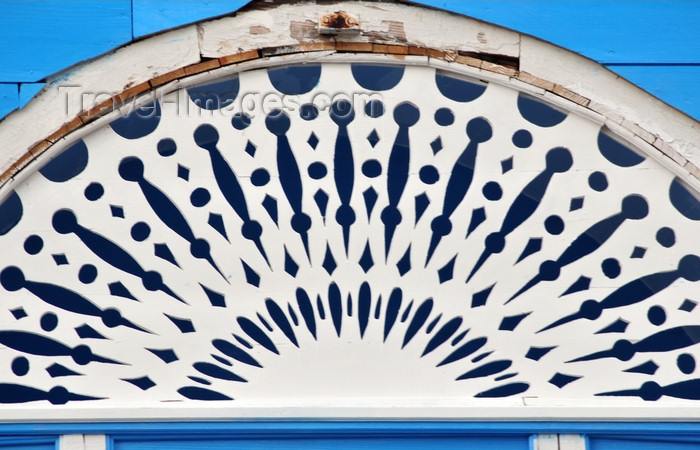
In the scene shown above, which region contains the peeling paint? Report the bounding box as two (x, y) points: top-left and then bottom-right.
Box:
(290, 20), (318, 42)
(250, 25), (271, 35)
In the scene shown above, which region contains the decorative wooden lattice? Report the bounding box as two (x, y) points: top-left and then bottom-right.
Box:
(0, 63), (698, 410)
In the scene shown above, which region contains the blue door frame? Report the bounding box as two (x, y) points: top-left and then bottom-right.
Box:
(1, 422), (700, 449)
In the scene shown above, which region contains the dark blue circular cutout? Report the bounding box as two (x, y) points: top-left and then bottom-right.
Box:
(0, 191), (23, 236)
(330, 99), (355, 125)
(393, 102), (420, 127)
(365, 99), (384, 118)
(268, 65), (321, 95)
(419, 165), (439, 184)
(300, 104), (319, 121)
(656, 227), (676, 248)
(188, 77), (240, 110)
(24, 235), (43, 255)
(251, 168), (270, 186)
(434, 108), (454, 126)
(84, 182), (104, 201)
(517, 93), (567, 127)
(265, 110), (290, 136)
(351, 65), (404, 91)
(110, 100), (161, 139)
(190, 188), (211, 207)
(544, 215), (564, 235)
(601, 258), (621, 279)
(466, 117), (493, 143)
(588, 171), (608, 191)
(512, 129), (533, 148)
(597, 131), (645, 167)
(39, 140), (89, 182)
(678, 353), (696, 374)
(435, 73), (486, 102)
(40, 312), (58, 332)
(308, 162), (327, 180)
(11, 357), (29, 376)
(130, 222), (151, 242)
(647, 305), (666, 326)
(669, 178), (700, 220)
(231, 112), (251, 130)
(78, 264), (98, 284)
(362, 160), (382, 178)
(482, 181), (502, 201)
(157, 138), (177, 157)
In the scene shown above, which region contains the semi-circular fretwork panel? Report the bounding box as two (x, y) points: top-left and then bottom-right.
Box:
(0, 63), (699, 411)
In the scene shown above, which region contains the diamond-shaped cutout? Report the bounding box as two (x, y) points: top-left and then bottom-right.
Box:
(110, 205), (124, 218)
(241, 260), (260, 287)
(284, 246), (299, 277)
(123, 376), (156, 391)
(359, 242), (374, 273)
(307, 132), (319, 149)
(560, 276), (590, 297)
(680, 299), (697, 312)
(516, 237), (542, 263)
(10, 308), (27, 320)
(549, 373), (581, 388)
(155, 243), (179, 267)
(631, 246), (646, 259)
(314, 189), (329, 219)
(52, 254), (69, 265)
(525, 346), (555, 361)
(177, 164), (190, 181)
(624, 360), (659, 375)
(367, 129), (380, 148)
(437, 256), (456, 284)
(208, 213), (228, 241)
(569, 196), (584, 211)
(262, 195), (278, 226)
(430, 137), (443, 155)
(501, 157), (513, 173)
(397, 245), (411, 276)
(363, 187), (378, 218)
(499, 313), (530, 331)
(245, 140), (256, 157)
(471, 284), (494, 308)
(415, 193), (430, 224)
(323, 245), (337, 275)
(596, 318), (629, 334)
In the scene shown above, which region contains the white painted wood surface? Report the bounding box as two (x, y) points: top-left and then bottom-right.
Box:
(519, 35), (700, 171)
(558, 434), (587, 450)
(59, 435), (106, 450)
(197, 1), (521, 58)
(534, 434), (559, 450)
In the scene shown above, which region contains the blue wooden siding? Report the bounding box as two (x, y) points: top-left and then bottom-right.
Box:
(112, 436), (530, 450)
(0, 436), (56, 450)
(0, 1), (697, 119)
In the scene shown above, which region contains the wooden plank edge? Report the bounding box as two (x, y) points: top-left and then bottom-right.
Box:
(4, 44), (698, 188)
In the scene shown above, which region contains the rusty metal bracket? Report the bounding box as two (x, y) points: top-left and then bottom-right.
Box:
(319, 11), (360, 35)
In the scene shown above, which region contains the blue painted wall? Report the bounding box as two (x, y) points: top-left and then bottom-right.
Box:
(0, 1), (697, 120)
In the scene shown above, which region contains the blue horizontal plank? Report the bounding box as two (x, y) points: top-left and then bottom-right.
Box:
(133, 0), (248, 37)
(19, 83), (44, 109)
(1, 422), (700, 436)
(0, 1), (132, 82)
(415, 1), (700, 64)
(608, 65), (700, 121)
(0, 84), (19, 119)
